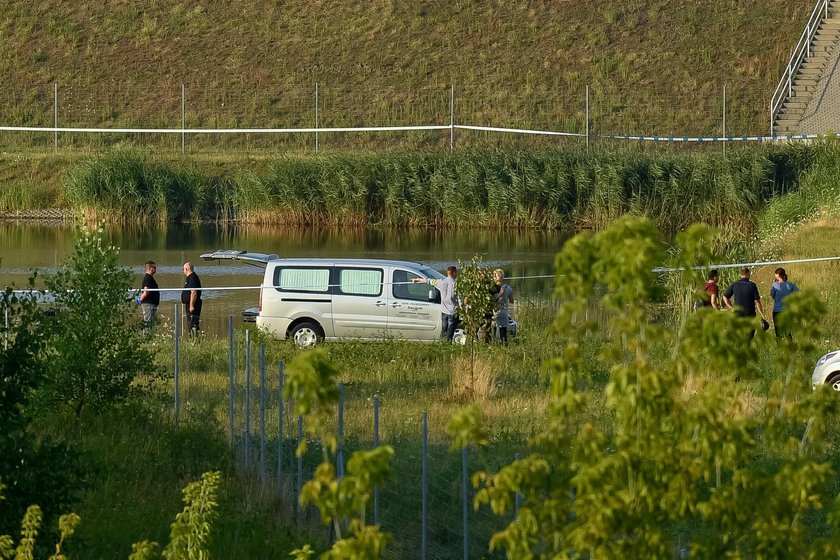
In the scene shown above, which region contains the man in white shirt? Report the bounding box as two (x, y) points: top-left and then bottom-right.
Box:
(415, 265), (459, 340)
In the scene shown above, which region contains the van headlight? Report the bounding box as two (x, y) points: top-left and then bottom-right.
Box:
(817, 352), (837, 367)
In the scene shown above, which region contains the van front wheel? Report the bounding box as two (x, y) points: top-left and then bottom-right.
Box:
(290, 322), (322, 349)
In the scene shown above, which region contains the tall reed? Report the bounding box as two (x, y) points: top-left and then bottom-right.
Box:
(61, 144), (816, 230)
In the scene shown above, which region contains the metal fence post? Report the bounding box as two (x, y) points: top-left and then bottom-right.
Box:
(462, 446), (469, 560)
(181, 84), (186, 154)
(374, 395), (380, 526)
(4, 304), (9, 351)
(174, 304), (180, 427)
(337, 382), (345, 480)
(315, 82), (320, 153)
(450, 85), (455, 152)
(53, 83), (58, 150)
(514, 452), (522, 517)
(422, 412), (428, 560)
(228, 315), (235, 448)
(259, 343), (267, 488)
(297, 415), (304, 529)
(245, 329), (251, 469)
(585, 85), (590, 149)
(722, 84), (727, 156)
(278, 360), (285, 488)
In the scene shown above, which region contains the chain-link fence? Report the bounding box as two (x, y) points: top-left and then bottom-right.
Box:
(171, 318), (530, 559)
(0, 81), (777, 152)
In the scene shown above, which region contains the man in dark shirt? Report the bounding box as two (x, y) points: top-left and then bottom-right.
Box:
(723, 267), (767, 339)
(181, 262), (202, 336)
(139, 260), (160, 331)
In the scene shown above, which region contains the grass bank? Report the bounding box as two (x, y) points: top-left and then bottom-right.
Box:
(59, 145), (813, 230)
(0, 1), (812, 147)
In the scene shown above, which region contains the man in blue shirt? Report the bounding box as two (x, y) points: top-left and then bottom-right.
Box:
(723, 267), (767, 340)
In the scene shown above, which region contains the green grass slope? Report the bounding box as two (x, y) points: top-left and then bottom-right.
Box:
(0, 0), (814, 146)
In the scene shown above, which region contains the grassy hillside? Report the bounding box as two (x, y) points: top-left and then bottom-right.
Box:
(0, 0), (814, 150)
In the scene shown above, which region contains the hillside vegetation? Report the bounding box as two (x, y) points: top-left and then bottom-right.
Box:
(0, 0), (813, 149)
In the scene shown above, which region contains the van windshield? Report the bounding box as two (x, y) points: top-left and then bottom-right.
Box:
(419, 267), (446, 280)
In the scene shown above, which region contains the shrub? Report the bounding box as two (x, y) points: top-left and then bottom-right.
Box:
(42, 223), (156, 418)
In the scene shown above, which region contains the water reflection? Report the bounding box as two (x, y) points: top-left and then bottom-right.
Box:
(0, 222), (567, 335)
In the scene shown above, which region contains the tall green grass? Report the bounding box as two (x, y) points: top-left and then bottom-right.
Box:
(760, 138), (840, 237)
(61, 144), (815, 230)
(63, 149), (236, 222)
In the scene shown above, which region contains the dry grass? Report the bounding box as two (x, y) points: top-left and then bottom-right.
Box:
(448, 353), (498, 403)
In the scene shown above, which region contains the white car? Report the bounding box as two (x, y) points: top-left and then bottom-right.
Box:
(812, 349), (840, 390)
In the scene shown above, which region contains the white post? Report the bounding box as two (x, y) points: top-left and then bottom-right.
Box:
(181, 84), (186, 154)
(315, 82), (320, 154)
(53, 83), (58, 150)
(450, 85), (455, 152)
(770, 100), (774, 139)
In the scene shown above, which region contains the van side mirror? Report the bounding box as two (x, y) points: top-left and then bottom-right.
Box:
(428, 287), (441, 303)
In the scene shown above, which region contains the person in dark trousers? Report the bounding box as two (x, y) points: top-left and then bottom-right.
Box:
(181, 261), (202, 336)
(139, 260), (160, 331)
(723, 267), (767, 340)
(491, 268), (514, 344)
(414, 265), (460, 341)
(770, 267), (799, 338)
(695, 269), (720, 310)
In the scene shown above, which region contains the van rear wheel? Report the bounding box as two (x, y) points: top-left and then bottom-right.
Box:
(290, 322), (322, 349)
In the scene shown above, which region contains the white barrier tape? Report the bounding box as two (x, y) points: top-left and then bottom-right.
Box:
(453, 125), (583, 137)
(653, 255), (840, 273)
(0, 125), (449, 134)
(9, 257), (839, 297)
(1, 123), (829, 142)
(602, 133), (821, 142)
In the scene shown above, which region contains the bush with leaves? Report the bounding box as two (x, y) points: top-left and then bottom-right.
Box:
(0, 471), (221, 560)
(0, 285), (82, 544)
(283, 350), (394, 559)
(42, 223), (155, 418)
(455, 255), (495, 346)
(451, 216), (840, 559)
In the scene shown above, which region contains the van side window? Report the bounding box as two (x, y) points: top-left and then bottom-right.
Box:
(274, 267), (330, 293)
(337, 268), (382, 296)
(392, 270), (429, 301)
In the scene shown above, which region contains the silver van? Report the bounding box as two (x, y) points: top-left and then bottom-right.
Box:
(201, 250), (445, 348)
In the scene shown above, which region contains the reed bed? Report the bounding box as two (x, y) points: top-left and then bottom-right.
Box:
(59, 144), (817, 230)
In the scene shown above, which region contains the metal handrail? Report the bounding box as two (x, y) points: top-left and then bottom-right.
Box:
(770, 0), (830, 135)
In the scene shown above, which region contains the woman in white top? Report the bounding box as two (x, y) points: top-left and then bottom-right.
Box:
(492, 268), (514, 344)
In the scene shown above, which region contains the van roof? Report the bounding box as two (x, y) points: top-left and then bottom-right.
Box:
(200, 250), (442, 271)
(268, 258), (434, 269)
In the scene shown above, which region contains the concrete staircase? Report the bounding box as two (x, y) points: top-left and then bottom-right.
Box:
(774, 2), (840, 134)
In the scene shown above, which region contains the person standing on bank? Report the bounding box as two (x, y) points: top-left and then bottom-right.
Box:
(139, 260), (160, 331)
(492, 268), (514, 344)
(414, 265), (460, 341)
(723, 267), (767, 340)
(770, 267), (799, 338)
(696, 269), (720, 310)
(181, 262), (202, 336)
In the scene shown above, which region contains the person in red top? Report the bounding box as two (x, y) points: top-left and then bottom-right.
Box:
(697, 269), (720, 310)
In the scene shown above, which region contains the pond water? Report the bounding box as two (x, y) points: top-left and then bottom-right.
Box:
(0, 222), (567, 336)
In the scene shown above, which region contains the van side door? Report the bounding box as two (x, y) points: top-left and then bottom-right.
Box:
(388, 268), (441, 341)
(331, 266), (388, 339)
